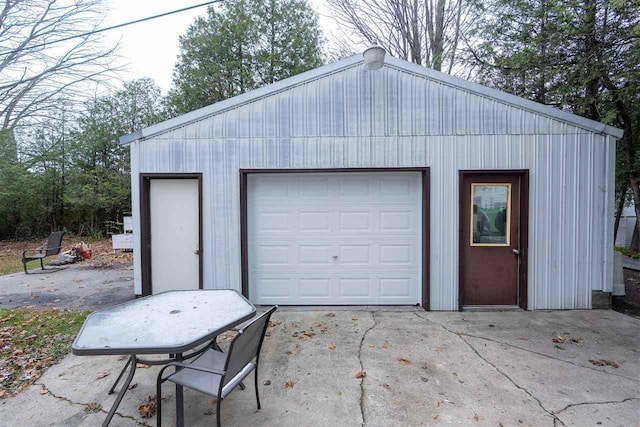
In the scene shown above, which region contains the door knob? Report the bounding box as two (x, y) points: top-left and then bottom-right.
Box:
(194, 249), (200, 255)
(512, 249), (520, 255)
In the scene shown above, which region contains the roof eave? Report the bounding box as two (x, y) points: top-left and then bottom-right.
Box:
(119, 54), (364, 145)
(384, 57), (624, 139)
(120, 54), (624, 145)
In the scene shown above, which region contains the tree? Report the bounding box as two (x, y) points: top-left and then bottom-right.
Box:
(327, 0), (480, 73)
(65, 78), (165, 235)
(167, 0), (323, 114)
(0, 0), (118, 156)
(470, 0), (640, 249)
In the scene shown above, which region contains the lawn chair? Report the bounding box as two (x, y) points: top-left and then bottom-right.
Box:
(22, 231), (65, 274)
(156, 306), (278, 427)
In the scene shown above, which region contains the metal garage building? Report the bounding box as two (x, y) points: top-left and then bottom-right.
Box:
(120, 52), (623, 311)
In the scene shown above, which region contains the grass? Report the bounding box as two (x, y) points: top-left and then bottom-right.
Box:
(0, 308), (90, 398)
(0, 256), (51, 276)
(615, 246), (640, 260)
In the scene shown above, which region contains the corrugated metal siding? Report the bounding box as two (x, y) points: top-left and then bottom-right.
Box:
(130, 63), (614, 310)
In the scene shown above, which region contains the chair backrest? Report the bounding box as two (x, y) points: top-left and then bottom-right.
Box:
(45, 231), (64, 256)
(223, 306), (278, 383)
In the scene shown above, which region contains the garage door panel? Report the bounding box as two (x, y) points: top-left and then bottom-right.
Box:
(379, 244), (413, 265)
(338, 211), (371, 231)
(299, 245), (331, 265)
(380, 278), (412, 297)
(248, 172), (422, 305)
(299, 211), (331, 231)
(254, 210), (291, 232)
(338, 278), (372, 298)
(255, 244), (290, 266)
(299, 278), (331, 298)
(379, 176), (414, 198)
(339, 177), (370, 197)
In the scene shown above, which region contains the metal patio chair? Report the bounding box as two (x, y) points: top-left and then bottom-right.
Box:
(156, 306), (278, 427)
(22, 231), (65, 274)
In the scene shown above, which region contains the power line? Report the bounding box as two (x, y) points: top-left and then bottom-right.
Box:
(24, 0), (221, 51)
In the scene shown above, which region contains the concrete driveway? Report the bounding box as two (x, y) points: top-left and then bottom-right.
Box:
(1, 309), (638, 427)
(0, 264), (134, 310)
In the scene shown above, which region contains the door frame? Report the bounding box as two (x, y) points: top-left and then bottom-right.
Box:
(239, 168), (431, 309)
(139, 173), (203, 296)
(458, 170), (529, 310)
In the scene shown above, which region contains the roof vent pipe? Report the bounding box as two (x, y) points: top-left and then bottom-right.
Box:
(363, 45), (386, 70)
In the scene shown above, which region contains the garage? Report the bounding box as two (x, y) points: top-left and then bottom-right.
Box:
(245, 171), (426, 305)
(122, 49), (622, 310)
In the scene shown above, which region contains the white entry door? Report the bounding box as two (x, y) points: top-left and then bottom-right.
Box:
(248, 172), (422, 305)
(149, 179), (200, 294)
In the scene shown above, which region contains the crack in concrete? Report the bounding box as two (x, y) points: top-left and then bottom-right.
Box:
(412, 313), (563, 427)
(552, 397), (640, 416)
(413, 313), (639, 383)
(357, 311), (378, 427)
(35, 382), (151, 426)
(458, 331), (638, 383)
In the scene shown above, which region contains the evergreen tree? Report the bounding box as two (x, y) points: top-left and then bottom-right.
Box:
(167, 0), (324, 114)
(471, 0), (640, 247)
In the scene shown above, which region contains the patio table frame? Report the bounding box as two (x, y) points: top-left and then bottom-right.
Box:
(72, 290), (256, 427)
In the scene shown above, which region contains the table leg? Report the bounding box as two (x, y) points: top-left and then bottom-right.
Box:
(108, 356), (133, 395)
(103, 355), (137, 427)
(175, 353), (185, 427)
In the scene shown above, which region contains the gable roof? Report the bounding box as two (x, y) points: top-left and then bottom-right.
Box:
(120, 54), (623, 144)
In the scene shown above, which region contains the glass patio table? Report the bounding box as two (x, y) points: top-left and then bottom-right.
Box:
(72, 290), (256, 427)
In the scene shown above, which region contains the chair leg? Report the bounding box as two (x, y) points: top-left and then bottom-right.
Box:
(216, 394), (222, 427)
(156, 378), (162, 427)
(254, 365), (261, 410)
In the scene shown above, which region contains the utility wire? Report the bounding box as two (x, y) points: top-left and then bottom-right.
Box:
(22, 0), (221, 51)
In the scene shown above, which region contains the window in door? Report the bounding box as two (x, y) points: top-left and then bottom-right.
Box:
(470, 183), (511, 246)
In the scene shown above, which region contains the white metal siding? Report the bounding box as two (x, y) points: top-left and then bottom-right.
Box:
(129, 63), (614, 310)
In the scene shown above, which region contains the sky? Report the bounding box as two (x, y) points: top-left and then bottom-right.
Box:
(103, 0), (341, 94)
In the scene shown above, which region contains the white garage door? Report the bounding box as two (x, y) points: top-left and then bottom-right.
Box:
(248, 172), (422, 305)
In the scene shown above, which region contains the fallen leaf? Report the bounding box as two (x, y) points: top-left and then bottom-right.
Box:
(85, 402), (102, 414)
(382, 343), (389, 349)
(382, 383), (391, 390)
(369, 344), (375, 348)
(351, 317), (358, 321)
(589, 359), (605, 366)
(313, 322), (322, 327)
(328, 343), (336, 350)
(433, 415), (439, 420)
(285, 380), (295, 389)
(128, 383), (138, 390)
(602, 359), (619, 368)
(355, 371), (367, 379)
(97, 372), (110, 379)
(138, 395), (157, 418)
(326, 313), (336, 317)
(399, 357), (411, 365)
(302, 330), (315, 337)
(474, 414), (480, 421)
(552, 335), (566, 344)
(39, 386), (48, 395)
(136, 363), (150, 369)
(263, 380), (271, 386)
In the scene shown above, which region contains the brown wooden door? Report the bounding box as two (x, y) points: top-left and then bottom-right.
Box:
(460, 173), (522, 306)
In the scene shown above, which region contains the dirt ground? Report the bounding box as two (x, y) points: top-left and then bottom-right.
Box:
(0, 238), (132, 274)
(613, 268), (640, 318)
